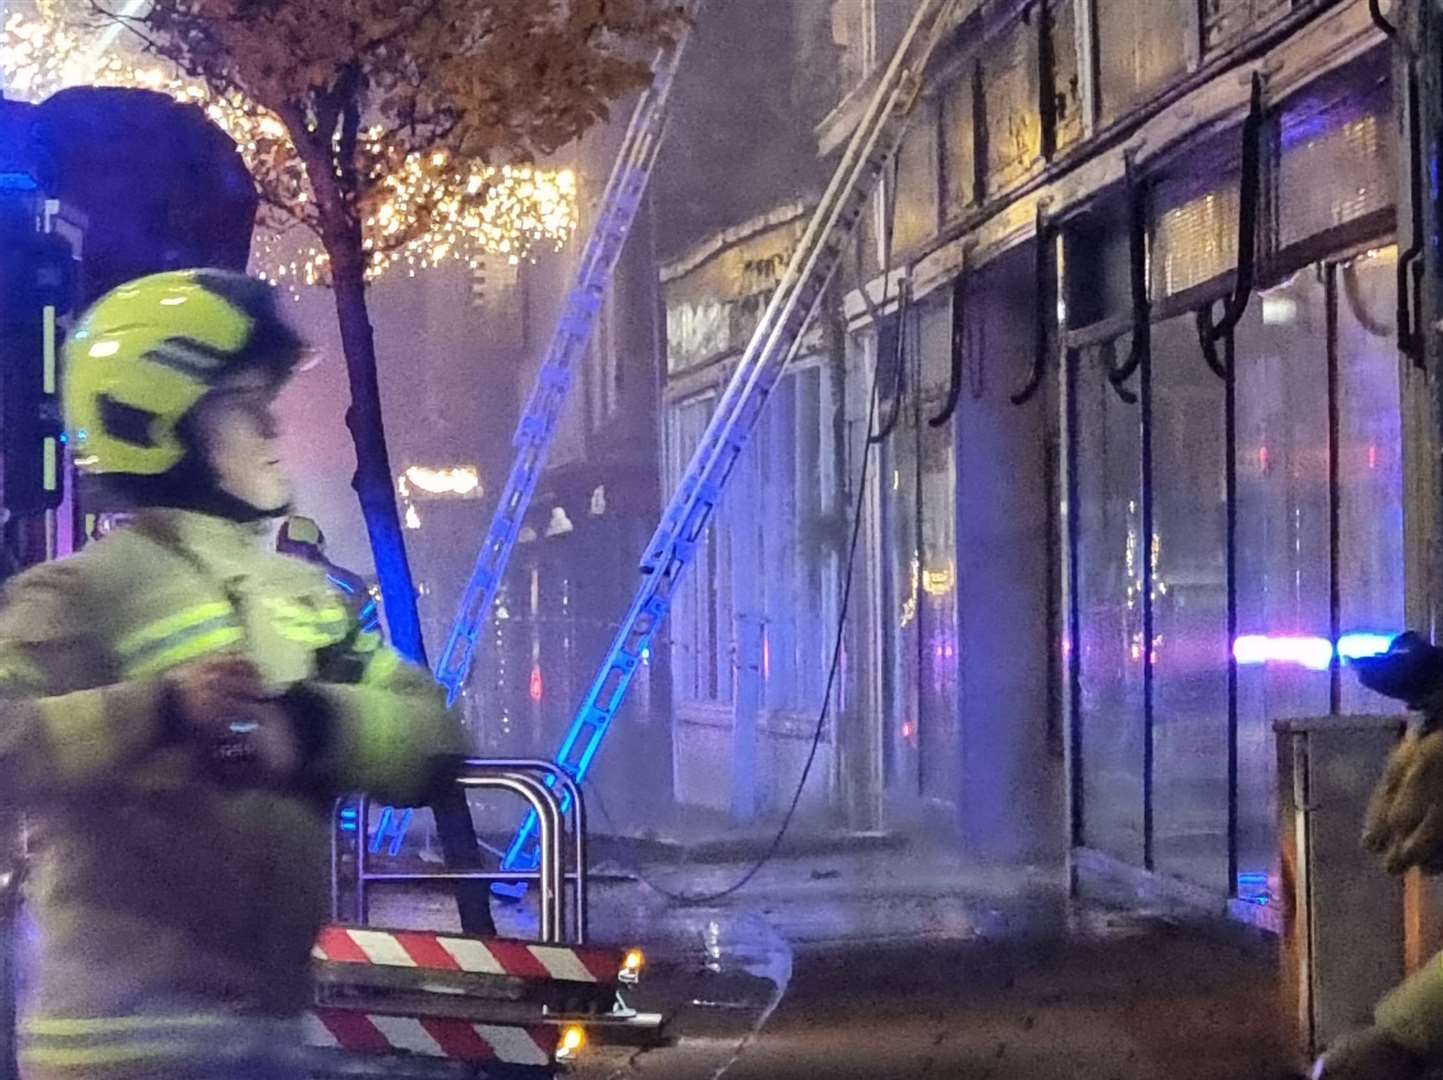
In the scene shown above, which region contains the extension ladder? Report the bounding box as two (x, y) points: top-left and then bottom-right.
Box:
(502, 0), (964, 875)
(434, 1), (703, 706)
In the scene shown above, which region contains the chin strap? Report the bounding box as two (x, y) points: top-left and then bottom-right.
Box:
(97, 448), (291, 524)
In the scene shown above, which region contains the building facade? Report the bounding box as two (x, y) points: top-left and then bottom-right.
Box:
(659, 0), (1416, 915)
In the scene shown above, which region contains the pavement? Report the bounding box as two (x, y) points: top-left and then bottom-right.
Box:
(373, 837), (1301, 1080)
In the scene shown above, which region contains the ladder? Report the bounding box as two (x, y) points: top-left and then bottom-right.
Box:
(434, 2), (702, 706)
(502, 0), (963, 874)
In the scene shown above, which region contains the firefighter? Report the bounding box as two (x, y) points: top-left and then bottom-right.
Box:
(3, 269), (465, 1079)
(276, 515), (382, 634)
(1313, 633), (1443, 1079)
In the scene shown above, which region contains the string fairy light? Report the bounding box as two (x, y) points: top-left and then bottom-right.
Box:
(0, 9), (578, 290)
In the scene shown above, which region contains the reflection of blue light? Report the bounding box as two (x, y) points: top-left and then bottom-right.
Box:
(358, 598), (381, 634)
(1233, 631), (1397, 671)
(326, 573), (356, 594)
(368, 806), (413, 856)
(1236, 872), (1270, 904)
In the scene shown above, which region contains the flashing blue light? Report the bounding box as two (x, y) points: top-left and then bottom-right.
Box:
(338, 805), (359, 834)
(0, 173), (39, 192)
(1233, 631), (1398, 670)
(1337, 632), (1395, 662)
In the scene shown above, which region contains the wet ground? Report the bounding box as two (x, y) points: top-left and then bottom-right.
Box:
(374, 842), (1299, 1080)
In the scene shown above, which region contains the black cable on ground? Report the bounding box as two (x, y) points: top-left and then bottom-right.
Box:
(596, 310), (889, 906)
(586, 163), (904, 906)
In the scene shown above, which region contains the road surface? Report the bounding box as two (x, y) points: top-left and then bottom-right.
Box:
(559, 850), (1296, 1080)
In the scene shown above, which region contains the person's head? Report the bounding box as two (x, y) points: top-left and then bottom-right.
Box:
(64, 269), (308, 521)
(276, 515), (327, 562)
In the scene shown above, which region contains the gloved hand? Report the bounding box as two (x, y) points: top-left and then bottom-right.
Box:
(1362, 729), (1443, 875)
(163, 657), (301, 786)
(1311, 1026), (1426, 1080)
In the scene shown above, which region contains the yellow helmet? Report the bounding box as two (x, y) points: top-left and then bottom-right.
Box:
(64, 269), (305, 477)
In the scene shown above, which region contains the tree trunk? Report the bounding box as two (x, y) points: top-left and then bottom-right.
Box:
(327, 248), (428, 666)
(327, 240), (495, 936)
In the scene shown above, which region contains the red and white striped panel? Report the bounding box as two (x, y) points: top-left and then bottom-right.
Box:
(306, 1008), (555, 1066)
(314, 925), (621, 984)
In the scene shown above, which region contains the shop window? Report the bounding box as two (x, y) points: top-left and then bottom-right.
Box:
(892, 100), (940, 256)
(757, 364), (840, 717)
(1150, 315), (1229, 889)
(913, 294), (961, 808)
(977, 14), (1043, 197)
(1277, 60), (1394, 254)
(1336, 247), (1407, 715)
(940, 70), (978, 220)
(829, 0), (872, 96)
(918, 412), (960, 808)
(667, 394), (733, 706)
(1095, 0), (1190, 126)
(1233, 272), (1332, 885)
(874, 310), (922, 789)
(917, 279), (955, 399)
(1068, 64), (1407, 896)
(1202, 0), (1290, 56)
(1152, 131), (1243, 301)
(1045, 0), (1085, 154)
(1063, 186), (1132, 328)
(1073, 334), (1146, 865)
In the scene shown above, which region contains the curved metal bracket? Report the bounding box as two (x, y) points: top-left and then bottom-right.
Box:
(1196, 305), (1231, 381)
(1103, 337), (1139, 404)
(1108, 374), (1139, 406)
(1107, 157), (1151, 404)
(1398, 63), (1426, 368)
(1212, 72), (1264, 340)
(1341, 259), (1394, 341)
(1369, 0), (1398, 39)
(929, 270), (966, 427)
(871, 276), (912, 443)
(1011, 207), (1053, 406)
(1195, 71), (1265, 384)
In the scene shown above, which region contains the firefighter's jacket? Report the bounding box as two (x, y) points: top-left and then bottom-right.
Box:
(1379, 950), (1443, 1062)
(0, 510), (465, 1073)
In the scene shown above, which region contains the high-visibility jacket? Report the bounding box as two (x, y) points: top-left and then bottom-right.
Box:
(1379, 951), (1443, 1063)
(0, 509), (465, 1076)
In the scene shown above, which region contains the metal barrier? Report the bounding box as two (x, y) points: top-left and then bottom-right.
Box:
(334, 758), (589, 944)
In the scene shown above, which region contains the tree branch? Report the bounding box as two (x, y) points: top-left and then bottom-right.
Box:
(334, 63), (366, 200)
(362, 0), (444, 56)
(277, 101), (358, 247)
(377, 107), (461, 156)
(255, 180), (318, 233)
(87, 0), (171, 56)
